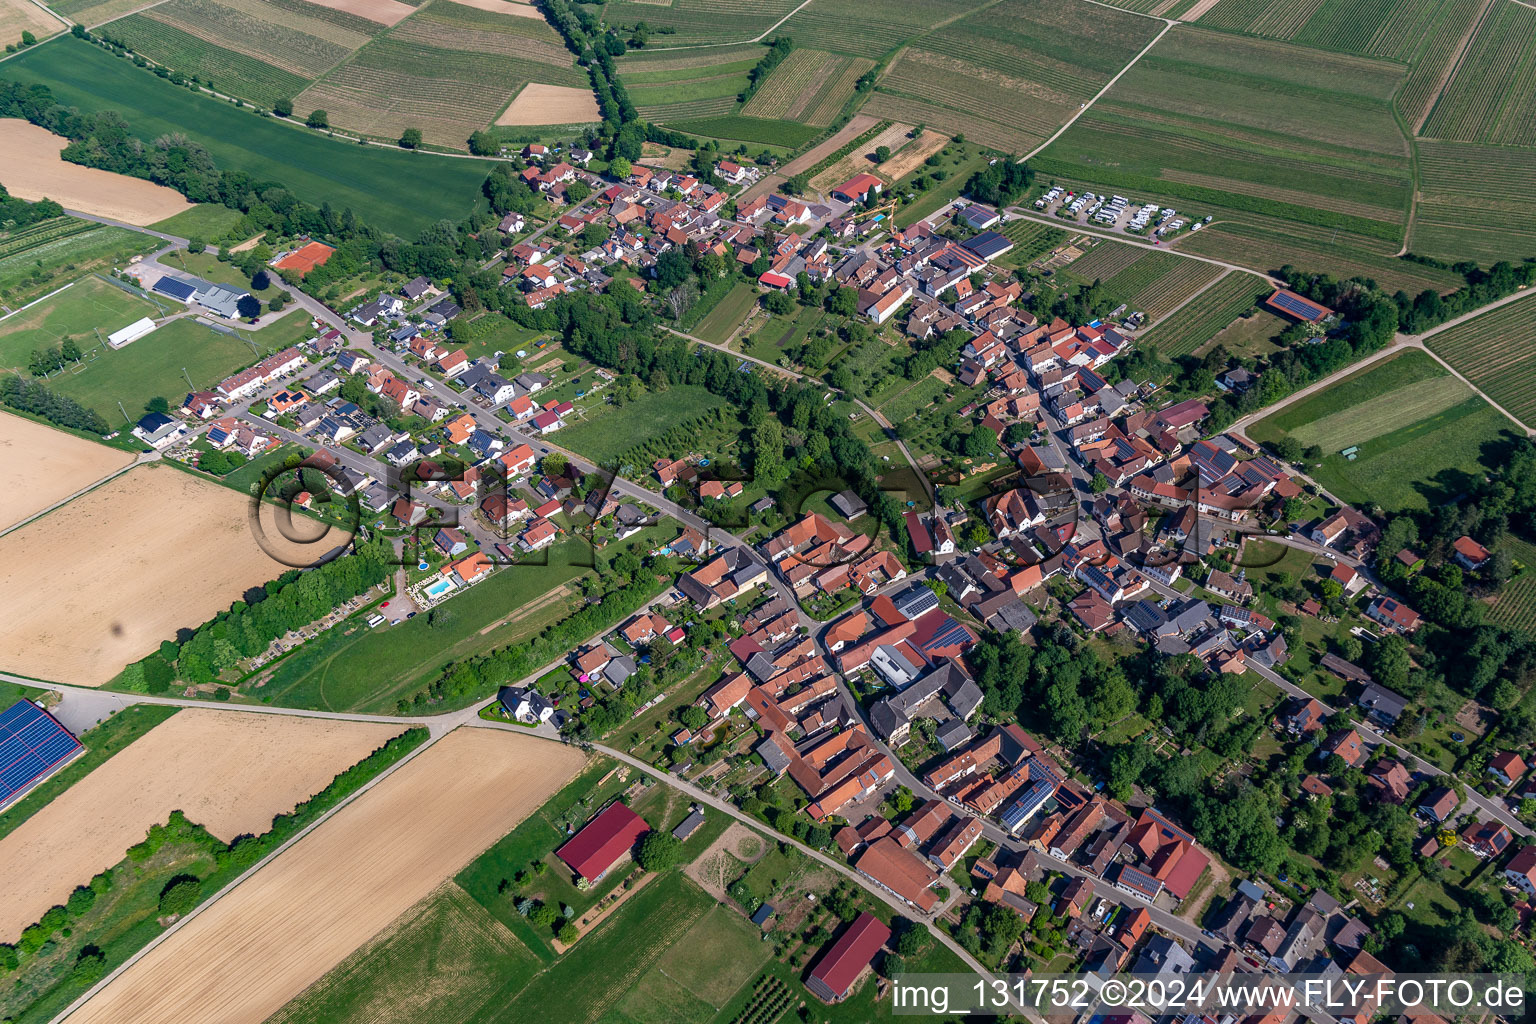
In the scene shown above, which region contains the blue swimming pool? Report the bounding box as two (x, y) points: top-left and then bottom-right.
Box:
(424, 578), (454, 599)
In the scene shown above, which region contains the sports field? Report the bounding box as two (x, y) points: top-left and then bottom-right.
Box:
(65, 728), (585, 1024)
(1249, 350), (1520, 510)
(864, 0), (1164, 153)
(1, 37), (494, 236)
(1, 286), (291, 425)
(1423, 295), (1536, 428)
(0, 410), (134, 531)
(0, 464), (342, 685)
(0, 276), (161, 371)
(557, 384), (732, 464)
(1033, 26), (1415, 269)
(0, 218), (161, 309)
(0, 710), (403, 941)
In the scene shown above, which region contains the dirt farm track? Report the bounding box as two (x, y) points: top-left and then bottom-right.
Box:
(64, 729), (584, 1024)
(0, 411), (133, 532)
(0, 463), (346, 686)
(0, 711), (405, 942)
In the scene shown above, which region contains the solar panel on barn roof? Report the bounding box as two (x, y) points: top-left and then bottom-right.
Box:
(0, 700), (83, 809)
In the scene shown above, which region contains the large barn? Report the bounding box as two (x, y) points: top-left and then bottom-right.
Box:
(555, 801), (650, 883)
(0, 700), (83, 809)
(806, 911), (891, 1002)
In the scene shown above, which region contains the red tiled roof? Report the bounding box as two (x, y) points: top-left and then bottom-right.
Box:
(808, 912), (890, 1001)
(555, 802), (649, 881)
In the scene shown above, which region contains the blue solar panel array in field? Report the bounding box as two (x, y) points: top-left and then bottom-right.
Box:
(0, 700), (82, 807)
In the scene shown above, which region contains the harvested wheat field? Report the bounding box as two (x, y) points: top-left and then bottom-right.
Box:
(0, 121), (192, 225)
(0, 710), (404, 942)
(877, 130), (949, 182)
(0, 411), (133, 531)
(297, 0), (412, 24)
(448, 0), (543, 16)
(0, 0), (62, 45)
(67, 728), (584, 1024)
(496, 82), (601, 125)
(0, 464), (347, 685)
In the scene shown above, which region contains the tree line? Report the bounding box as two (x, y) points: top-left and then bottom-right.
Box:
(0, 185), (62, 228)
(123, 534), (393, 689)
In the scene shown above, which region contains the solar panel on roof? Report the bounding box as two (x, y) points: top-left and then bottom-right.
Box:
(0, 701), (82, 808)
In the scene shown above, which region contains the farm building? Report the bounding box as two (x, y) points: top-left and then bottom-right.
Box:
(0, 700), (83, 809)
(805, 911), (891, 1002)
(1264, 288), (1333, 324)
(832, 173), (883, 204)
(555, 801), (650, 882)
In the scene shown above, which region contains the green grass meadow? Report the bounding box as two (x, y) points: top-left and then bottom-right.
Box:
(0, 281), (298, 425)
(691, 282), (757, 345)
(557, 385), (731, 464)
(250, 539), (598, 713)
(0, 222), (161, 308)
(468, 872), (728, 1024)
(1, 38), (494, 237)
(1251, 350), (1520, 510)
(149, 204), (247, 240)
(264, 882), (541, 1024)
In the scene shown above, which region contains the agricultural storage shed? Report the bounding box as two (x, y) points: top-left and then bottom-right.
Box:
(806, 911), (891, 1002)
(0, 700), (83, 809)
(555, 801), (649, 882)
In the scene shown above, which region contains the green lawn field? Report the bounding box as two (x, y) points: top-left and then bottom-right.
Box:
(467, 872), (729, 1024)
(0, 221), (161, 308)
(0, 277), (162, 371)
(557, 385), (731, 464)
(454, 758), (636, 959)
(148, 204), (246, 242)
(2, 38), (494, 238)
(19, 308), (293, 426)
(691, 282), (757, 345)
(250, 538), (599, 713)
(1251, 351), (1521, 511)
